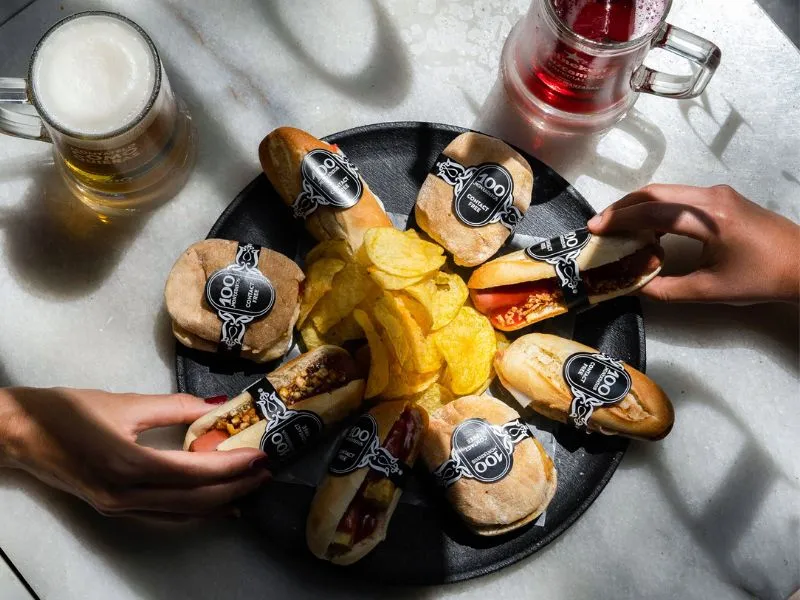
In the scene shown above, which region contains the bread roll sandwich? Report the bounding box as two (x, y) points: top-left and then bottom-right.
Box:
(307, 400), (427, 565)
(469, 229), (663, 331)
(184, 346), (365, 461)
(414, 131), (533, 267)
(495, 333), (674, 440)
(259, 127), (392, 251)
(422, 395), (556, 536)
(165, 239), (304, 362)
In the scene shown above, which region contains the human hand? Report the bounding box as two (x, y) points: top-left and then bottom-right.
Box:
(588, 184), (800, 304)
(0, 387), (270, 519)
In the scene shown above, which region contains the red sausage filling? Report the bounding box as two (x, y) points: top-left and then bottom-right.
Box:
(189, 354), (357, 452)
(471, 246), (662, 329)
(329, 408), (421, 554)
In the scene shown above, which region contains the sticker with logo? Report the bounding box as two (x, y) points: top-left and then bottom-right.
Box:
(432, 154), (522, 231)
(292, 149), (363, 218)
(525, 228), (592, 310)
(245, 377), (323, 463)
(431, 418), (532, 488)
(562, 352), (633, 428)
(205, 243), (276, 355)
(329, 414), (408, 487)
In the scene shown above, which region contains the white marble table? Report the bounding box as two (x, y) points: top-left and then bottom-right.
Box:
(0, 0), (798, 599)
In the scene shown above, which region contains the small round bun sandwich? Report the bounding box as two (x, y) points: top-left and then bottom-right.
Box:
(495, 333), (674, 440)
(414, 131), (534, 267)
(184, 345), (365, 459)
(469, 230), (663, 331)
(165, 239), (303, 363)
(421, 395), (556, 536)
(259, 127), (392, 251)
(306, 400), (428, 565)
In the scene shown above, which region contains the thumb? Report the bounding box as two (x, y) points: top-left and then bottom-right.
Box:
(639, 272), (716, 303)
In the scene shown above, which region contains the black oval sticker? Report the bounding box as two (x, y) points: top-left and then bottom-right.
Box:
(451, 418), (513, 483)
(293, 149), (363, 218)
(454, 163), (515, 228)
(525, 228), (591, 261)
(262, 411), (324, 461)
(329, 414), (378, 475)
(563, 352), (633, 428)
(205, 267), (275, 318)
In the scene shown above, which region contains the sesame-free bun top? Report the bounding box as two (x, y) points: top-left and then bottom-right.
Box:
(165, 239), (303, 363)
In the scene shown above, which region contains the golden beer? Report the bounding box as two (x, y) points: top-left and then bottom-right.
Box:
(1, 12), (196, 215)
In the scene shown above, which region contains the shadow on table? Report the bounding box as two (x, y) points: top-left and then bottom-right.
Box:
(0, 469), (439, 600)
(619, 361), (799, 600)
(474, 75), (666, 194)
(251, 0), (411, 108)
(0, 165), (148, 300)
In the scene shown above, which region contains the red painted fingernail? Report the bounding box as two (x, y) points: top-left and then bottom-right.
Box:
(204, 395), (228, 405)
(249, 456), (270, 470)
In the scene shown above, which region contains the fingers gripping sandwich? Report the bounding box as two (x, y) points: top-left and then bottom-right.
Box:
(185, 346), (365, 460)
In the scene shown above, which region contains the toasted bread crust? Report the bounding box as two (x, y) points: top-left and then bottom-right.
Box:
(468, 231), (658, 289)
(183, 346), (364, 450)
(259, 127), (392, 251)
(306, 401), (428, 563)
(165, 239), (303, 363)
(414, 132), (534, 267)
(495, 333), (674, 440)
(468, 233), (663, 331)
(422, 395), (556, 536)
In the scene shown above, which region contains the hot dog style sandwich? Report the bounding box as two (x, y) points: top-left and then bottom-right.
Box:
(469, 229), (663, 330)
(259, 127), (392, 251)
(307, 400), (427, 564)
(185, 346), (365, 460)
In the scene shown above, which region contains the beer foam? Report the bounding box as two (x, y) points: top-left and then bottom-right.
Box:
(32, 14), (157, 136)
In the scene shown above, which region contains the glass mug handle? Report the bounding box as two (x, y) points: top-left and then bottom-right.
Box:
(632, 24), (721, 99)
(0, 77), (49, 141)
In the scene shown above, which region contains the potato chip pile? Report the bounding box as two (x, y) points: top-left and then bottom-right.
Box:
(297, 227), (503, 411)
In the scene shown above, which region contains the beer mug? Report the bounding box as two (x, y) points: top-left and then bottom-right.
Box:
(0, 11), (196, 215)
(502, 0), (720, 134)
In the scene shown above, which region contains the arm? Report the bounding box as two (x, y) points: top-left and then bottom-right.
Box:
(588, 184), (800, 304)
(0, 387), (270, 518)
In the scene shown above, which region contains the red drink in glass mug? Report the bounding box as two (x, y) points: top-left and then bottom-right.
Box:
(502, 0), (720, 134)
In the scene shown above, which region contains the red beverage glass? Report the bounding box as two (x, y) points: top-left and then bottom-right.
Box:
(502, 0), (720, 134)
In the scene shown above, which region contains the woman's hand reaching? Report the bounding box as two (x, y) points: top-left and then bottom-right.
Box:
(588, 184), (799, 304)
(0, 387), (270, 519)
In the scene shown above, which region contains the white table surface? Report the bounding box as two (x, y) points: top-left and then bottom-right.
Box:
(0, 0), (798, 599)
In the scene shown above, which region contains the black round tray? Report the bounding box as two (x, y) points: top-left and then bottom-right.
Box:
(176, 121), (644, 585)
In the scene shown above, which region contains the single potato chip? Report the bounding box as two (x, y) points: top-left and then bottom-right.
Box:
(381, 292), (441, 372)
(381, 362), (440, 399)
(364, 227), (445, 277)
(298, 258), (346, 326)
(322, 313), (363, 345)
(409, 383), (455, 415)
(396, 293), (433, 332)
(368, 267), (427, 290)
(299, 323), (326, 351)
(353, 309), (389, 398)
(373, 298), (411, 367)
(403, 229), (420, 239)
(309, 262), (368, 333)
(404, 271), (469, 331)
(433, 306), (496, 395)
(305, 240), (352, 265)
